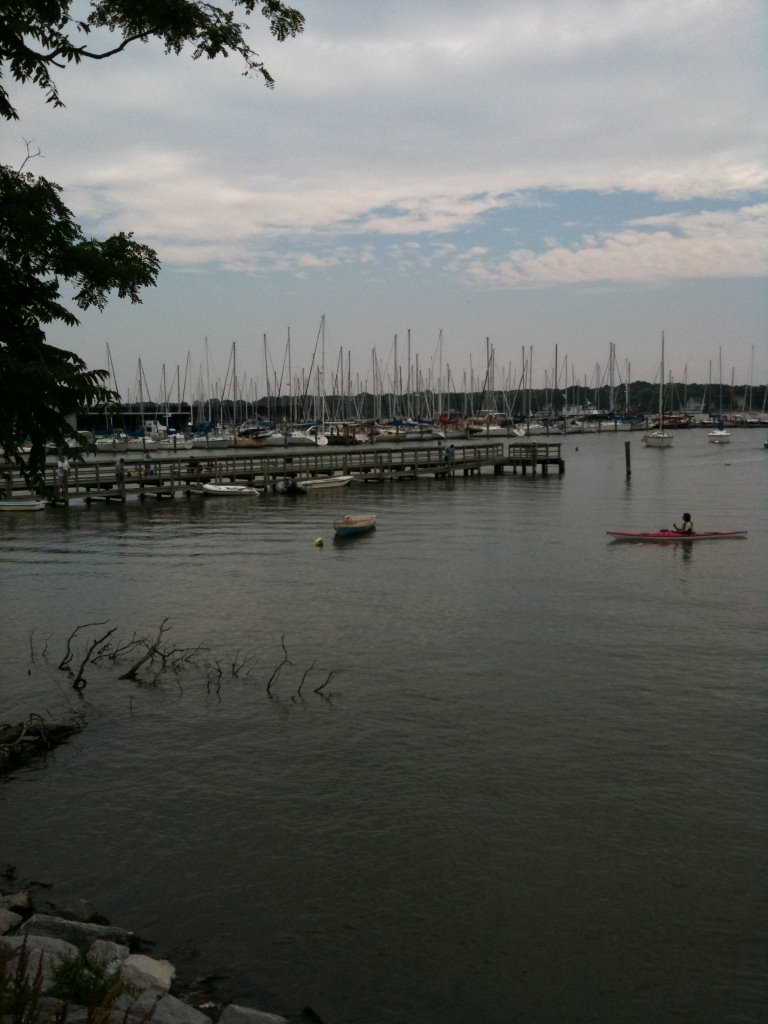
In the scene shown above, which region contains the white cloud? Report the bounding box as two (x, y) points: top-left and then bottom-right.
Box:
(14, 0), (765, 212)
(450, 204), (767, 288)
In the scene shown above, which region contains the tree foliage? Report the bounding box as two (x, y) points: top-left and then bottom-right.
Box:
(0, 165), (160, 484)
(0, 2), (304, 486)
(0, 1), (305, 120)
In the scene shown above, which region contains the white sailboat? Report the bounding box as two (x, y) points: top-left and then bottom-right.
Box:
(708, 425), (730, 444)
(642, 333), (673, 448)
(708, 348), (730, 443)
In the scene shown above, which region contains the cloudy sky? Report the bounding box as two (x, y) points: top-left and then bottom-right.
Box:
(8, 0), (768, 402)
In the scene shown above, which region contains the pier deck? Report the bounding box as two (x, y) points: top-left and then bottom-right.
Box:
(1, 442), (564, 505)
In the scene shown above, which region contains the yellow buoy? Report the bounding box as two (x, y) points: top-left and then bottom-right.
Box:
(314, 537), (323, 547)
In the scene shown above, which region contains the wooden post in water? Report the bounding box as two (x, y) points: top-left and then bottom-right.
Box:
(624, 441), (631, 479)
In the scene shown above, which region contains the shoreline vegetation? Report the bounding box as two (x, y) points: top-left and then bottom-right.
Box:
(0, 876), (326, 1024)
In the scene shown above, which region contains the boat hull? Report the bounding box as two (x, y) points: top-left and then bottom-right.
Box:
(0, 499), (46, 511)
(607, 530), (747, 542)
(202, 484), (261, 496)
(642, 432), (673, 448)
(334, 514), (377, 537)
(299, 475), (354, 492)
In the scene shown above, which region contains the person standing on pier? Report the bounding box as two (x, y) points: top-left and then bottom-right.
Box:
(56, 454), (70, 491)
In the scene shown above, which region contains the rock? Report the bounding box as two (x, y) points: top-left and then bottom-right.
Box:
(0, 934), (79, 990)
(2, 893), (291, 1024)
(115, 990), (213, 1024)
(219, 1005), (290, 1024)
(88, 938), (130, 978)
(20, 913), (133, 952)
(0, 890), (31, 913)
(120, 952), (176, 994)
(61, 898), (101, 923)
(0, 908), (23, 934)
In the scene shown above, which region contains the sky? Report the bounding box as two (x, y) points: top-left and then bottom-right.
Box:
(6, 0), (768, 403)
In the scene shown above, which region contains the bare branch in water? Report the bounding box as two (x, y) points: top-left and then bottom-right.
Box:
(72, 627), (117, 690)
(314, 668), (341, 694)
(118, 619), (172, 681)
(58, 621), (110, 671)
(297, 659), (317, 697)
(266, 635), (292, 695)
(94, 630), (144, 663)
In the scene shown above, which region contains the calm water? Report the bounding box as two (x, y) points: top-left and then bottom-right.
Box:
(1, 430), (766, 1024)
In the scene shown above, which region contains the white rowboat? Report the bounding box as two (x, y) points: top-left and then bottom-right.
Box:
(202, 483), (261, 496)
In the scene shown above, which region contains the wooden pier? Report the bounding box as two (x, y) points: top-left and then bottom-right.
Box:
(1, 442), (564, 505)
(506, 443), (565, 475)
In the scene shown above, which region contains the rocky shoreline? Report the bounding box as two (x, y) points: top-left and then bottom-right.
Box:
(0, 882), (325, 1024)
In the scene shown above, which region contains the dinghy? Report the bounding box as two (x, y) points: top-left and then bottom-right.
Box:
(0, 498), (46, 511)
(202, 483), (261, 496)
(298, 475), (354, 492)
(333, 513), (377, 538)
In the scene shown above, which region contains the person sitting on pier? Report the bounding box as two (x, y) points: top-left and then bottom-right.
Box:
(673, 512), (694, 535)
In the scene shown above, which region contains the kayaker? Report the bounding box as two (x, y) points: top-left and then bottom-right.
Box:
(673, 512), (694, 534)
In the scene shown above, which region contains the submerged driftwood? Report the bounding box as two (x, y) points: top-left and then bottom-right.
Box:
(0, 716), (83, 772)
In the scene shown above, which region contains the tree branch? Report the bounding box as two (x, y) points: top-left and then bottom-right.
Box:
(266, 634), (292, 694)
(118, 618), (172, 680)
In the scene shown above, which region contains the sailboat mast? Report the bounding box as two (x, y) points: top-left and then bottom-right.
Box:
(659, 332), (665, 428)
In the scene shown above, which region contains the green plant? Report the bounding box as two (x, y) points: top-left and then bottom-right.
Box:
(0, 942), (138, 1024)
(0, 939), (45, 1024)
(47, 952), (123, 1009)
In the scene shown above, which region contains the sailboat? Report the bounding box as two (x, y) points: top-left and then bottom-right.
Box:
(642, 333), (673, 448)
(708, 348), (730, 443)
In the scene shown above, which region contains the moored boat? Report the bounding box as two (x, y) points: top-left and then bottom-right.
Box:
(298, 475), (354, 492)
(642, 333), (673, 448)
(708, 426), (730, 444)
(202, 483), (261, 496)
(0, 498), (46, 511)
(641, 428), (673, 448)
(156, 434), (194, 450)
(333, 513), (377, 537)
(192, 433), (231, 450)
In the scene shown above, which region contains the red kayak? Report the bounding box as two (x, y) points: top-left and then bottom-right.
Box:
(607, 530), (747, 542)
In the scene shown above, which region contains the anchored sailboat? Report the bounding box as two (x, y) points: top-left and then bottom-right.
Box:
(642, 333), (673, 448)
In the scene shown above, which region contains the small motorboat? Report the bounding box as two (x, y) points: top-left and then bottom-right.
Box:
(708, 428), (730, 444)
(202, 483), (261, 496)
(607, 529), (747, 542)
(333, 513), (377, 538)
(298, 475), (354, 492)
(0, 498), (46, 511)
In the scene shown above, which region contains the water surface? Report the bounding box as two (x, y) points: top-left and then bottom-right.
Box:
(1, 430), (766, 1023)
